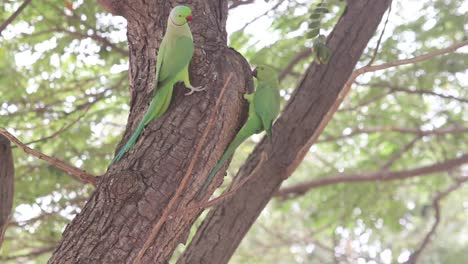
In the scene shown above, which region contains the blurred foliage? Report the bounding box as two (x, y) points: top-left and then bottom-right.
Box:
(1, 0), (467, 263)
(0, 0), (128, 262)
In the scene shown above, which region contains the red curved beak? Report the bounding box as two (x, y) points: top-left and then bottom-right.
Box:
(186, 15), (193, 22)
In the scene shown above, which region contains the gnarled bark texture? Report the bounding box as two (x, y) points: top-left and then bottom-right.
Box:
(0, 135), (14, 247)
(179, 1), (392, 263)
(49, 0), (252, 263)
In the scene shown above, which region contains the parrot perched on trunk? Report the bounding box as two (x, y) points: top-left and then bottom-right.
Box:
(112, 5), (204, 164)
(197, 65), (281, 197)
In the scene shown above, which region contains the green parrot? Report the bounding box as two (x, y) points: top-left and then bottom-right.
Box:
(112, 5), (204, 164)
(197, 65), (281, 197)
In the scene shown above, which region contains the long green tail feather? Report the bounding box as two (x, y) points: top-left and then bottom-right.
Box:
(197, 121), (260, 198)
(111, 120), (145, 164)
(111, 81), (174, 164)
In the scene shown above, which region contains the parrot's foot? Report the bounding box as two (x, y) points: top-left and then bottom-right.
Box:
(185, 86), (206, 96)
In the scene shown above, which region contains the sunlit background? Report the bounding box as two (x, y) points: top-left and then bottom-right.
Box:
(1, 0), (467, 263)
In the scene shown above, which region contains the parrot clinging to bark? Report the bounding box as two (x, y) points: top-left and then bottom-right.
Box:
(197, 65), (281, 197)
(112, 5), (204, 164)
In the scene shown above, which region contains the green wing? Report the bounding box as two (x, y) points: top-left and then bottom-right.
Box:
(253, 85), (280, 137)
(158, 36), (194, 83)
(154, 40), (166, 91)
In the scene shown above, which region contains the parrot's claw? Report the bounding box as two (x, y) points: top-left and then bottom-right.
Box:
(185, 86), (206, 96)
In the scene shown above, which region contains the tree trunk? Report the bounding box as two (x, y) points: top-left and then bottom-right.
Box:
(0, 135), (14, 247)
(49, 0), (392, 263)
(179, 1), (392, 263)
(49, 0), (252, 262)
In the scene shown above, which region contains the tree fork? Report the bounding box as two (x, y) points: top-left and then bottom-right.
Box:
(179, 1), (393, 263)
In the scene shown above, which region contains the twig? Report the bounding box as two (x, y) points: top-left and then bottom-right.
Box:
(133, 74), (233, 264)
(0, 246), (55, 261)
(279, 48), (313, 82)
(365, 82), (468, 104)
(237, 0), (285, 32)
(53, 27), (128, 55)
(406, 177), (468, 263)
(0, 0), (32, 34)
(0, 129), (96, 186)
(23, 105), (90, 146)
(366, 0), (392, 66)
(170, 152), (268, 218)
(380, 136), (421, 170)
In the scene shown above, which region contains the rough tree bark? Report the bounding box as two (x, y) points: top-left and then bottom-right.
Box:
(0, 135), (14, 247)
(179, 1), (392, 263)
(49, 0), (252, 263)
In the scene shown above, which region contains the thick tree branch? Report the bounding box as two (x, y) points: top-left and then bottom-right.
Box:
(48, 1), (250, 261)
(96, 0), (127, 16)
(133, 74), (233, 264)
(276, 154), (468, 198)
(0, 129), (96, 186)
(0, 135), (14, 247)
(180, 1), (393, 263)
(0, 0), (32, 34)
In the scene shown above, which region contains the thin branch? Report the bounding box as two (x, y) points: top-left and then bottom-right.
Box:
(0, 246), (55, 261)
(8, 211), (57, 228)
(406, 177), (468, 263)
(23, 105), (90, 146)
(0, 0), (32, 34)
(338, 40), (468, 115)
(380, 136), (421, 170)
(237, 0), (285, 32)
(133, 74), (233, 264)
(279, 48), (313, 82)
(229, 0), (255, 9)
(366, 0), (392, 66)
(318, 126), (468, 143)
(276, 154), (468, 198)
(0, 129), (96, 186)
(367, 82), (468, 104)
(338, 89), (393, 112)
(53, 27), (128, 55)
(355, 40), (468, 76)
